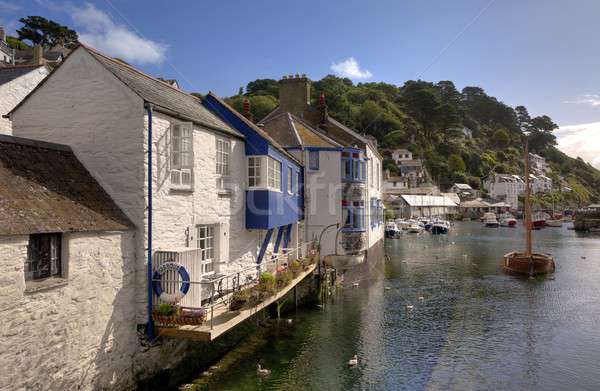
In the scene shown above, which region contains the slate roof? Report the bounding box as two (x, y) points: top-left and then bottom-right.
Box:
(7, 45), (243, 139)
(83, 46), (242, 138)
(260, 112), (341, 149)
(0, 135), (134, 235)
(203, 92), (301, 165)
(0, 65), (45, 86)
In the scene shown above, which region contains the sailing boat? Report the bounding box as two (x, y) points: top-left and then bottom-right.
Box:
(502, 137), (555, 276)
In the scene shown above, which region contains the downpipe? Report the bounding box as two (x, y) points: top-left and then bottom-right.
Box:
(145, 102), (155, 340)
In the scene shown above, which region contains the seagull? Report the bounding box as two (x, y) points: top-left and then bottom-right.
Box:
(405, 304), (414, 311)
(385, 286), (392, 291)
(418, 296), (425, 301)
(257, 364), (271, 376)
(352, 282), (359, 288)
(348, 355), (358, 367)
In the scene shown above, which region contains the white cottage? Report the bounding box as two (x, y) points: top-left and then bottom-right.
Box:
(0, 134), (137, 390)
(0, 64), (50, 134)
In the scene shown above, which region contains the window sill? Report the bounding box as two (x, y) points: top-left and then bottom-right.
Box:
(25, 277), (68, 293)
(217, 189), (233, 197)
(170, 186), (194, 193)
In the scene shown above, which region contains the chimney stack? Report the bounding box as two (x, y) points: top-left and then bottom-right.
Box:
(242, 98), (253, 121)
(278, 74), (310, 117)
(0, 27), (5, 42)
(318, 93), (328, 124)
(33, 45), (44, 66)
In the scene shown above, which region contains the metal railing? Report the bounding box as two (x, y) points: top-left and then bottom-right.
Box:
(152, 241), (316, 329)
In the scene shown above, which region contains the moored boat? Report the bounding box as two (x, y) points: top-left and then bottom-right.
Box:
(502, 252), (556, 275)
(407, 220), (423, 233)
(500, 213), (517, 227)
(385, 222), (402, 238)
(502, 134), (555, 277)
(483, 213), (499, 227)
(431, 220), (449, 235)
(545, 219), (563, 227)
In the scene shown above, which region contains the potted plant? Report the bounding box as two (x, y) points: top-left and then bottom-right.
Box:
(258, 272), (276, 297)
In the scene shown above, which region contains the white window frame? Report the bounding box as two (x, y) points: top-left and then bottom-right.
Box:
(247, 156), (282, 192)
(216, 137), (231, 190)
(196, 225), (215, 275)
(287, 167), (293, 194)
(268, 157), (282, 191)
(170, 122), (194, 190)
(248, 156), (263, 188)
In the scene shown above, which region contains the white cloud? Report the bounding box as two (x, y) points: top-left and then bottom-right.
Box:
(565, 94), (600, 107)
(556, 121), (600, 169)
(70, 3), (167, 65)
(330, 57), (372, 79)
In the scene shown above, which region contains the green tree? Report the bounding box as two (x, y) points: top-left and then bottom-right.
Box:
(17, 16), (78, 48)
(6, 36), (31, 50)
(448, 154), (466, 173)
(493, 129), (510, 148)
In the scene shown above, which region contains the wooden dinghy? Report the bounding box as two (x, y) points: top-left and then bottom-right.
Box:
(502, 252), (555, 276)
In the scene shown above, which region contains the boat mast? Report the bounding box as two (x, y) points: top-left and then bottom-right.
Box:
(524, 137), (532, 256)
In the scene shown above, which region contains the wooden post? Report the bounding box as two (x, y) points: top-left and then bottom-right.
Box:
(294, 285), (298, 311)
(524, 138), (532, 256)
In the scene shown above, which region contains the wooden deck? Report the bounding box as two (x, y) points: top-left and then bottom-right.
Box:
(155, 264), (316, 342)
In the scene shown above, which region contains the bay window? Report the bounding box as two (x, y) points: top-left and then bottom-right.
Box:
(342, 200), (365, 231)
(248, 156), (282, 191)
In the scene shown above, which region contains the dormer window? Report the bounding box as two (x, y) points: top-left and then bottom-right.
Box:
(170, 122), (193, 190)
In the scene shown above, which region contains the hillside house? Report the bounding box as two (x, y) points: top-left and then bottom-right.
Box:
(484, 173), (523, 209)
(0, 64), (50, 134)
(529, 153), (550, 174)
(259, 75), (384, 261)
(0, 135), (137, 390)
(450, 183), (478, 201)
(391, 148), (412, 164)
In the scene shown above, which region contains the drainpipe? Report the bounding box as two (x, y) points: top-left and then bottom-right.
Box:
(145, 102), (155, 340)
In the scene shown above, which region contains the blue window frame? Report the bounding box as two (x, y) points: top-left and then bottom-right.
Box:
(342, 200), (365, 231)
(341, 150), (366, 183)
(309, 151), (319, 170)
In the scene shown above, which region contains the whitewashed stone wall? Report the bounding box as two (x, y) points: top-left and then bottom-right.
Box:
(0, 66), (49, 134)
(0, 231), (138, 391)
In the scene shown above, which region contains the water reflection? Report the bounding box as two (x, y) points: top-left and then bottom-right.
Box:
(206, 222), (600, 390)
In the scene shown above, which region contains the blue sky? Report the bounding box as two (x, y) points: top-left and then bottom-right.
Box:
(1, 0), (599, 166)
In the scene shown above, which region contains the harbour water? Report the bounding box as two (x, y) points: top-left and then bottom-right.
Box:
(192, 222), (600, 390)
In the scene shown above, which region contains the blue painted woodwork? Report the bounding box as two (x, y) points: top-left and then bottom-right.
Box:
(203, 94), (304, 230)
(257, 229), (274, 264)
(273, 225), (285, 254)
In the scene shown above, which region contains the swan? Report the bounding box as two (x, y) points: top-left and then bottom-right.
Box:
(257, 364), (271, 376)
(348, 355), (358, 367)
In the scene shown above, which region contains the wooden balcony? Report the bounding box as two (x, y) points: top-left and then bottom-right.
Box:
(153, 243), (317, 342)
